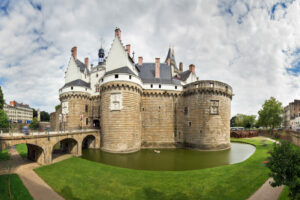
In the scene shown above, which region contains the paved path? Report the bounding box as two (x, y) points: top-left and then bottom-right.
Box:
(0, 148), (64, 200)
(248, 178), (283, 200)
(248, 136), (283, 200)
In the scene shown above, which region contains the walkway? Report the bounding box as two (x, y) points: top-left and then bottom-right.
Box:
(0, 148), (64, 200)
(248, 136), (283, 200)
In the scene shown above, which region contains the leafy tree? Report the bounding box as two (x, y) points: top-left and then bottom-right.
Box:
(29, 117), (39, 129)
(33, 109), (37, 118)
(257, 97), (283, 130)
(234, 114), (256, 128)
(267, 141), (300, 199)
(55, 104), (61, 111)
(230, 116), (236, 127)
(0, 109), (9, 129)
(40, 111), (50, 121)
(0, 86), (4, 110)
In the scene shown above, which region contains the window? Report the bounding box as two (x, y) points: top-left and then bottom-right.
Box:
(159, 84), (161, 88)
(184, 107), (188, 115)
(85, 105), (88, 112)
(85, 88), (87, 91)
(115, 74), (119, 78)
(210, 83), (214, 88)
(150, 84), (153, 88)
(129, 75), (132, 79)
(175, 86), (177, 89)
(101, 78), (103, 82)
(71, 86), (73, 90)
(96, 74), (98, 78)
(86, 118), (88, 125)
(110, 93), (122, 111)
(142, 107), (145, 111)
(188, 121), (192, 127)
(210, 100), (219, 115)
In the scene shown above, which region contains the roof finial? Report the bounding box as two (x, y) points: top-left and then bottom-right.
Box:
(100, 37), (105, 48)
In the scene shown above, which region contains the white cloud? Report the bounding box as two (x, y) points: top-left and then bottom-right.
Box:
(0, 0), (300, 117)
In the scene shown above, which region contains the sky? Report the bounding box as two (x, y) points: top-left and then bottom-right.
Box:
(0, 0), (300, 116)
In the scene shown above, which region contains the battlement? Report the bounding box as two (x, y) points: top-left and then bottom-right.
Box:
(183, 80), (233, 98)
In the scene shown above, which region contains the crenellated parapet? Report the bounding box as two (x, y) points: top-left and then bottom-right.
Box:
(100, 81), (143, 94)
(183, 80), (233, 99)
(59, 91), (91, 101)
(142, 90), (182, 97)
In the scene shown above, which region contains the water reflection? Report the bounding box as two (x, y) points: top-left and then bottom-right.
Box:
(81, 142), (255, 171)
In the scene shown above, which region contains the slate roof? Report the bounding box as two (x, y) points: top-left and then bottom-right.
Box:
(137, 63), (181, 85)
(61, 79), (90, 89)
(175, 70), (192, 81)
(105, 66), (136, 76)
(75, 60), (90, 74)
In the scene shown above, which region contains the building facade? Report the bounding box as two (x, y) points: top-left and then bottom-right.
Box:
(51, 28), (233, 153)
(283, 99), (300, 130)
(3, 101), (33, 123)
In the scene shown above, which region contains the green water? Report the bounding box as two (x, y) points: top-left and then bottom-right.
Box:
(81, 142), (255, 171)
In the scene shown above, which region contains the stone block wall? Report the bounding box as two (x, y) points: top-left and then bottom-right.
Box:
(100, 82), (142, 153)
(141, 91), (181, 148)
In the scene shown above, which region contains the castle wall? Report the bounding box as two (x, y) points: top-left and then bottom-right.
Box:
(180, 81), (232, 150)
(141, 91), (182, 148)
(60, 92), (93, 130)
(100, 82), (142, 153)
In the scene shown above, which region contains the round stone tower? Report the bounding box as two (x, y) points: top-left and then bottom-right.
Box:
(100, 75), (143, 153)
(182, 80), (233, 150)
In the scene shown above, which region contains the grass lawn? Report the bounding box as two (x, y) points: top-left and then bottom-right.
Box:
(0, 149), (10, 161)
(16, 143), (27, 158)
(0, 174), (33, 200)
(278, 186), (289, 200)
(35, 137), (273, 200)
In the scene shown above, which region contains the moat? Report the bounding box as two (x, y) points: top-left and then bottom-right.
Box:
(81, 142), (255, 171)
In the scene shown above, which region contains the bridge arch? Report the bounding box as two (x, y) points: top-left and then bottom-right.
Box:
(82, 135), (96, 149)
(26, 143), (45, 164)
(52, 137), (80, 158)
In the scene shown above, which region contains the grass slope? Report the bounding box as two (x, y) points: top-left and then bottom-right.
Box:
(16, 143), (27, 158)
(35, 138), (273, 200)
(0, 149), (9, 161)
(0, 174), (33, 200)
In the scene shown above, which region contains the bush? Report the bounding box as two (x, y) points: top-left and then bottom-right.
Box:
(29, 117), (39, 129)
(267, 141), (300, 199)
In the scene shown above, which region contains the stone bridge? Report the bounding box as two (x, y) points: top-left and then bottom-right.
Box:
(0, 130), (100, 165)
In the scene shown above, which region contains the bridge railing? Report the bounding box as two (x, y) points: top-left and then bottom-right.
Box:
(0, 127), (100, 136)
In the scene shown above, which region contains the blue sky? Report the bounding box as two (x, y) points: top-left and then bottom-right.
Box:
(0, 0), (300, 116)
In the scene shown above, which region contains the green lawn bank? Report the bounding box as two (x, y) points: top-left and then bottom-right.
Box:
(34, 137), (274, 200)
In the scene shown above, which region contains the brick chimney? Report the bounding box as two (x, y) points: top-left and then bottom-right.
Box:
(115, 28), (121, 39)
(126, 44), (131, 55)
(10, 101), (16, 107)
(138, 56), (143, 66)
(179, 62), (183, 72)
(84, 57), (89, 68)
(189, 64), (195, 74)
(71, 46), (77, 60)
(155, 58), (160, 78)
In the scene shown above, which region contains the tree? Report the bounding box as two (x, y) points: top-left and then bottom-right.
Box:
(0, 109), (9, 130)
(40, 111), (50, 121)
(55, 104), (61, 111)
(33, 109), (37, 118)
(234, 114), (256, 128)
(230, 116), (236, 127)
(0, 86), (4, 110)
(257, 97), (283, 130)
(29, 117), (39, 129)
(267, 141), (300, 199)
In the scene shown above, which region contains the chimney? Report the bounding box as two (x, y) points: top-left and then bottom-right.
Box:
(189, 64), (195, 74)
(138, 56), (143, 66)
(71, 46), (77, 60)
(115, 28), (121, 39)
(155, 58), (160, 78)
(167, 58), (171, 66)
(179, 62), (183, 72)
(10, 101), (16, 107)
(196, 77), (199, 81)
(126, 44), (131, 55)
(84, 57), (89, 68)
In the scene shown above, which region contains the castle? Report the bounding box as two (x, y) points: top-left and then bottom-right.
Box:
(51, 28), (233, 153)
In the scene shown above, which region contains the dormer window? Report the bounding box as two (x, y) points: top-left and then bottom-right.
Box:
(150, 84), (153, 88)
(115, 74), (119, 79)
(129, 75), (132, 79)
(159, 84), (161, 88)
(175, 86), (177, 89)
(210, 83), (214, 88)
(71, 86), (73, 90)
